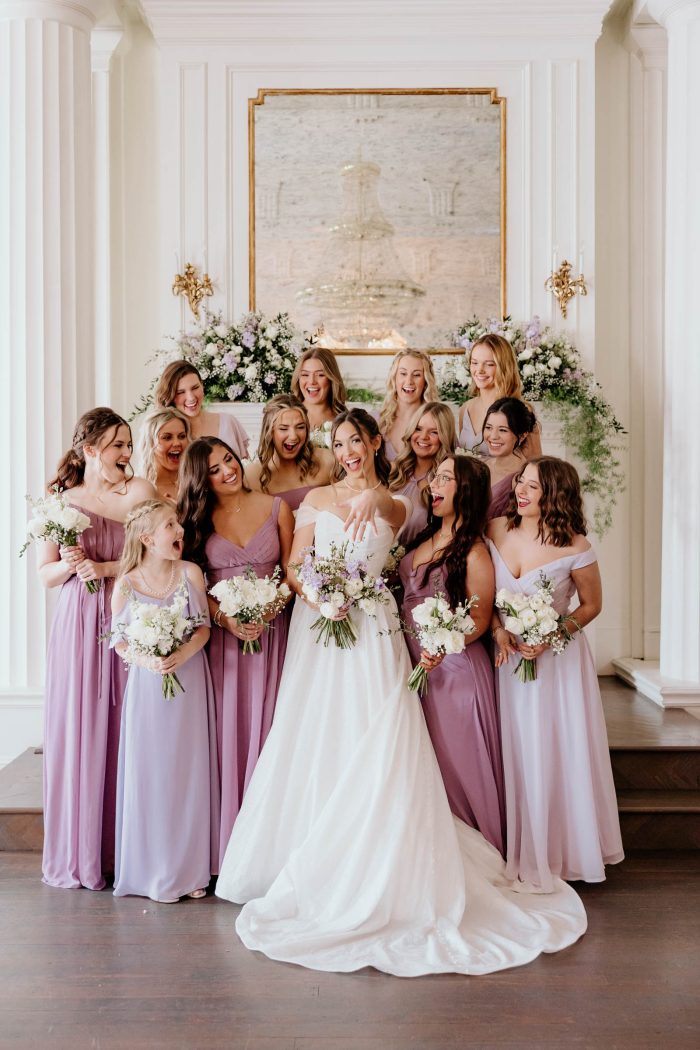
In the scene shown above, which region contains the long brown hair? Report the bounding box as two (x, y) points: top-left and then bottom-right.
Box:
(467, 334), (523, 399)
(389, 401), (456, 493)
(177, 437), (250, 568)
(154, 361), (203, 409)
(119, 499), (173, 576)
(330, 409), (391, 487)
(256, 394), (318, 492)
(378, 350), (439, 435)
(506, 456), (587, 547)
(291, 347), (347, 414)
(49, 407), (130, 492)
(409, 455), (491, 609)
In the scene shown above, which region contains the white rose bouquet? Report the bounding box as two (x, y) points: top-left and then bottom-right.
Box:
(406, 592), (478, 696)
(209, 565), (291, 654)
(309, 420), (333, 450)
(495, 572), (578, 682)
(115, 581), (205, 699)
(295, 541), (389, 649)
(20, 488), (98, 593)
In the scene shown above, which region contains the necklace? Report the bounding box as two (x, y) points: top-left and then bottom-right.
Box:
(139, 561), (176, 598)
(342, 478), (382, 494)
(431, 528), (453, 552)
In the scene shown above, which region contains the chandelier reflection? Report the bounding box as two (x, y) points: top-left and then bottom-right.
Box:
(296, 159), (425, 349)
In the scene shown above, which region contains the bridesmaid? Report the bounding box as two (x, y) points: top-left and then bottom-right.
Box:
(154, 360), (250, 462)
(377, 350), (439, 461)
(290, 347), (347, 446)
(112, 499), (219, 903)
(487, 456), (623, 891)
(399, 455), (505, 854)
(178, 439), (294, 869)
(245, 394), (333, 514)
(388, 401), (456, 544)
(482, 398), (537, 519)
(458, 334), (542, 458)
(37, 408), (156, 889)
(137, 407), (191, 503)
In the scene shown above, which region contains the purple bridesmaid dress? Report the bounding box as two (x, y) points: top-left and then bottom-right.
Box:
(112, 575), (220, 902)
(275, 484), (313, 515)
(217, 412), (250, 462)
(205, 497), (289, 869)
(399, 553), (505, 855)
(458, 406), (490, 457)
(488, 471), (516, 520)
(396, 475), (429, 544)
(42, 508), (127, 890)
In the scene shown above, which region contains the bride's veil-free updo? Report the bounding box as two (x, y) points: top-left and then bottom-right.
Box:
(330, 409), (391, 487)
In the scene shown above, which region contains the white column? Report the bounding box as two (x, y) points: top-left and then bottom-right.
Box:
(615, 0), (700, 707)
(0, 0), (99, 758)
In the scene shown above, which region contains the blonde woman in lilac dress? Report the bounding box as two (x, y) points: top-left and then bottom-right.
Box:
(487, 457), (623, 892)
(137, 407), (191, 504)
(377, 351), (439, 462)
(388, 401), (456, 544)
(481, 398), (537, 520)
(37, 408), (155, 890)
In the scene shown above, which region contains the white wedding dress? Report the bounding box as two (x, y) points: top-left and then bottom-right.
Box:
(215, 505), (587, 976)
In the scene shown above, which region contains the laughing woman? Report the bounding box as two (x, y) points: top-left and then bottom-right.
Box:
(137, 407), (191, 503)
(481, 398), (537, 519)
(388, 401), (456, 543)
(155, 360), (250, 463)
(290, 347), (347, 447)
(245, 394), (333, 514)
(377, 350), (439, 462)
(37, 408), (156, 889)
(178, 439), (294, 869)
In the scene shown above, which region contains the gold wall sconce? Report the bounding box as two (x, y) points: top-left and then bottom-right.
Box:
(545, 260), (588, 318)
(172, 263), (213, 320)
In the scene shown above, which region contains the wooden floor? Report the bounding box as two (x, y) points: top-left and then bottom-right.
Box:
(1, 850), (699, 1050)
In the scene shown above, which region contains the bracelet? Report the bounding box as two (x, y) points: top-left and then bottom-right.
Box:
(213, 609), (224, 628)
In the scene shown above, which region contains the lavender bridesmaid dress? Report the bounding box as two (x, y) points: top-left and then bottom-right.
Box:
(42, 508), (127, 890)
(458, 405), (490, 456)
(275, 484), (313, 515)
(217, 412), (250, 462)
(399, 554), (505, 854)
(488, 472), (516, 520)
(112, 575), (219, 902)
(205, 497), (288, 868)
(488, 540), (624, 890)
(396, 475), (429, 545)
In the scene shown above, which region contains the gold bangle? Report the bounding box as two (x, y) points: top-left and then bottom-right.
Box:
(214, 609), (224, 628)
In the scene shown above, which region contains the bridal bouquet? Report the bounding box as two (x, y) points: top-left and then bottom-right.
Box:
(295, 541), (389, 649)
(407, 593), (478, 696)
(309, 421), (333, 450)
(115, 582), (205, 699)
(209, 566), (291, 654)
(20, 488), (98, 593)
(495, 572), (578, 682)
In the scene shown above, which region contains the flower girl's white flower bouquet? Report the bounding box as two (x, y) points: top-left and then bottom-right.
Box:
(209, 565), (291, 654)
(116, 582), (205, 699)
(295, 541), (389, 649)
(495, 572), (578, 682)
(309, 420), (333, 450)
(20, 488), (98, 593)
(406, 592), (478, 696)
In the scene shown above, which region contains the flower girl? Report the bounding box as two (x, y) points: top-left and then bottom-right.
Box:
(111, 499), (219, 903)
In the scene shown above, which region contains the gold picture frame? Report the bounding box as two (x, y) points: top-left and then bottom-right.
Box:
(248, 87), (506, 355)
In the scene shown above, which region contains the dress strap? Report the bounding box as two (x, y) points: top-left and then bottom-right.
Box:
(295, 501), (319, 530)
(571, 545), (597, 570)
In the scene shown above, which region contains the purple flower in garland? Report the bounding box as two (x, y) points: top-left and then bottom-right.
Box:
(222, 351), (239, 372)
(525, 316), (542, 342)
(264, 371), (276, 385)
(241, 330), (256, 349)
(456, 333), (473, 351)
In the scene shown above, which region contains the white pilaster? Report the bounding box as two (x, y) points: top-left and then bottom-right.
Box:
(0, 0), (99, 731)
(614, 0), (700, 707)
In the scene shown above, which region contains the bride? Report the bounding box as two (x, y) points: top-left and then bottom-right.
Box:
(216, 408), (587, 976)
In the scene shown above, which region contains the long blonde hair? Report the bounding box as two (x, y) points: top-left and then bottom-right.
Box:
(119, 499), (173, 576)
(379, 351), (439, 435)
(467, 334), (523, 399)
(256, 394), (319, 492)
(389, 402), (456, 492)
(291, 347), (347, 414)
(137, 407), (191, 485)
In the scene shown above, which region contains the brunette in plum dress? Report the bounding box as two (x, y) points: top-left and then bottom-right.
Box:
(179, 437), (295, 870)
(489, 458), (623, 891)
(399, 455), (505, 853)
(38, 408), (156, 890)
(482, 398), (538, 522)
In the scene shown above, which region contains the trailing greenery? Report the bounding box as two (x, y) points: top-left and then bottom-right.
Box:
(347, 386), (382, 404)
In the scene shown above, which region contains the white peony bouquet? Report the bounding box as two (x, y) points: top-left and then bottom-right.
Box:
(21, 488), (97, 593)
(209, 565), (291, 654)
(115, 581), (205, 699)
(295, 540), (389, 649)
(309, 421), (333, 450)
(406, 592), (478, 696)
(495, 572), (578, 682)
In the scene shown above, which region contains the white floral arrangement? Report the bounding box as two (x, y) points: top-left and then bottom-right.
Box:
(383, 542), (406, 575)
(495, 572), (578, 683)
(115, 581), (205, 699)
(209, 565), (291, 654)
(406, 592), (478, 696)
(20, 488), (97, 593)
(295, 540), (389, 649)
(309, 420), (333, 450)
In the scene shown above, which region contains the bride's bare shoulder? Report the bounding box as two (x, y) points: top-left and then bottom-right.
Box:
(305, 484), (337, 510)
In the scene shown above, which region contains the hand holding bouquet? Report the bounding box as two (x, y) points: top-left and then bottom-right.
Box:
(495, 572), (578, 682)
(295, 541), (389, 649)
(20, 488), (98, 593)
(209, 565), (291, 654)
(116, 582), (205, 698)
(406, 593), (478, 696)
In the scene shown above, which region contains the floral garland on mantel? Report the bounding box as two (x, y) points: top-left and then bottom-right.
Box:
(438, 316), (625, 536)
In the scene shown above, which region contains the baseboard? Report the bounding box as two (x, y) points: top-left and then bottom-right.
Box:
(612, 657), (700, 709)
(0, 692), (44, 767)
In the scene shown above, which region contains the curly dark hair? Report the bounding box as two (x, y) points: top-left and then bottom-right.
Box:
(408, 454), (491, 608)
(330, 408), (392, 487)
(506, 456), (587, 546)
(483, 397), (537, 451)
(177, 437), (250, 568)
